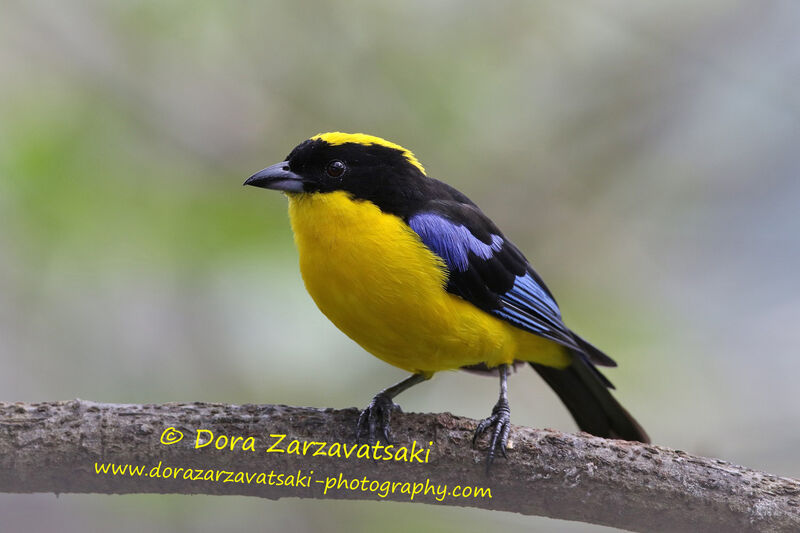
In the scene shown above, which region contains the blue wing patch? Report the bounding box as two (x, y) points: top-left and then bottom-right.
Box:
(499, 273), (561, 318)
(493, 275), (575, 346)
(409, 212), (503, 272)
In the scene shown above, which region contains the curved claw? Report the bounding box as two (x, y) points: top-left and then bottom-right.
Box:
(355, 393), (401, 444)
(472, 399), (511, 472)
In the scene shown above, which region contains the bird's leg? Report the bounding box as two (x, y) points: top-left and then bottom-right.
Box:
(356, 373), (429, 444)
(472, 364), (511, 471)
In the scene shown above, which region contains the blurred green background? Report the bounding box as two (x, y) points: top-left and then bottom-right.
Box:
(2, 1), (799, 531)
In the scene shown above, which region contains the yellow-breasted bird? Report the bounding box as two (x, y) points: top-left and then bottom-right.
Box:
(245, 132), (648, 467)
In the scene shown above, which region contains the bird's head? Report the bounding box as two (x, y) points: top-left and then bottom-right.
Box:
(245, 132), (429, 213)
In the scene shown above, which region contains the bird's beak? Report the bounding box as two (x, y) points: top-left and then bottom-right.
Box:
(244, 162), (305, 192)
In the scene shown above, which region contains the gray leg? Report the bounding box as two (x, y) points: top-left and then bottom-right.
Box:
(356, 373), (430, 443)
(472, 364), (511, 472)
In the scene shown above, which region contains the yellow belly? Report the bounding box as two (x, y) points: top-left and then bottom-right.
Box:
(286, 191), (569, 374)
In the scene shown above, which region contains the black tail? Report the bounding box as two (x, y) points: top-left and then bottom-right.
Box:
(530, 355), (649, 443)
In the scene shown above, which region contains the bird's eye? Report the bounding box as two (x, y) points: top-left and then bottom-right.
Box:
(326, 160), (346, 178)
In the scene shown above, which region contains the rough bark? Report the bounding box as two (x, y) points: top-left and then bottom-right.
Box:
(0, 400), (798, 532)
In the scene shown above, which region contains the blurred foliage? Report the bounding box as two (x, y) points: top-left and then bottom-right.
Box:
(2, 1), (800, 532)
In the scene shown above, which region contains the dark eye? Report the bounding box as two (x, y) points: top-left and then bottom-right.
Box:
(326, 160), (346, 178)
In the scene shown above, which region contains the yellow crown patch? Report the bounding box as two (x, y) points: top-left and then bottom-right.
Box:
(311, 132), (426, 175)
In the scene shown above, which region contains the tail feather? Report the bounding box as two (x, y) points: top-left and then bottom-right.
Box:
(531, 354), (649, 443)
(571, 332), (617, 368)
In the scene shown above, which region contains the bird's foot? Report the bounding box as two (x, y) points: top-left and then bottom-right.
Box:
(356, 393), (401, 444)
(472, 398), (511, 471)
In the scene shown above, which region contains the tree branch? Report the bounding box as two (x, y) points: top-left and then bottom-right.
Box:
(1, 400), (798, 532)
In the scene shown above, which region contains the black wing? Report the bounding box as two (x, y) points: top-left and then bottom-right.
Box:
(407, 198), (615, 367)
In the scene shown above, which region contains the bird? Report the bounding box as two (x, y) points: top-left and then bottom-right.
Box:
(245, 132), (648, 468)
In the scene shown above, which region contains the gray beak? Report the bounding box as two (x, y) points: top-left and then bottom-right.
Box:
(244, 161), (305, 192)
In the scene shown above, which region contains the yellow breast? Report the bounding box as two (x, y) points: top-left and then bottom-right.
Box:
(286, 191), (569, 373)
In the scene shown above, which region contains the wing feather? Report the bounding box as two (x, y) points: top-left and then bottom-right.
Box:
(408, 204), (583, 352)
